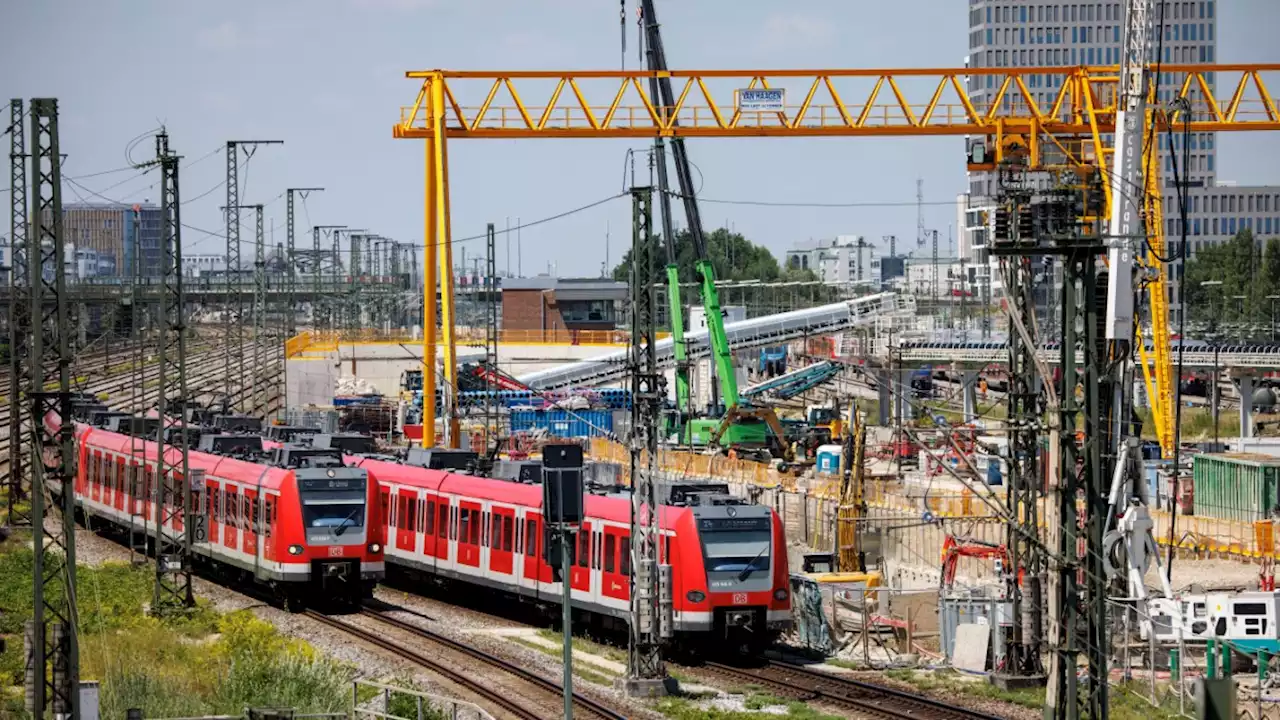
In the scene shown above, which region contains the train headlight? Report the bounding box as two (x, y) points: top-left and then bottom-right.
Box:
(686, 590), (706, 603)
(773, 588), (789, 602)
(368, 543), (382, 554)
(288, 544), (304, 556)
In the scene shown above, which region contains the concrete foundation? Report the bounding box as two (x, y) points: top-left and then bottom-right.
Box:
(616, 676), (677, 698)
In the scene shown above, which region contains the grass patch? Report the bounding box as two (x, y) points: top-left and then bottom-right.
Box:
(0, 534), (352, 718)
(882, 668), (1186, 720)
(382, 676), (451, 720)
(509, 637), (620, 685)
(537, 628), (628, 664)
(657, 696), (842, 720)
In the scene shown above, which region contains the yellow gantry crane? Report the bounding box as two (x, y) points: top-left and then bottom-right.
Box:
(394, 63), (1280, 450)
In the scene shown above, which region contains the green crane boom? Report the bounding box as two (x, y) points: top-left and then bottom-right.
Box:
(642, 0), (733, 410)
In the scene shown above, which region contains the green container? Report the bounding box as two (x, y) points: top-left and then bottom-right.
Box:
(1192, 453), (1280, 522)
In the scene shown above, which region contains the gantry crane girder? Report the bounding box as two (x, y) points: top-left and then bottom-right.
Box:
(395, 62), (1280, 450)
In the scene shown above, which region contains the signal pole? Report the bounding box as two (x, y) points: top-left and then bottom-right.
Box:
(26, 97), (79, 720)
(285, 187), (323, 337)
(6, 98), (30, 528)
(224, 140), (281, 401)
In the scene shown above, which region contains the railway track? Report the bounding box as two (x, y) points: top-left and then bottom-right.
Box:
(698, 659), (1006, 720)
(303, 607), (628, 720)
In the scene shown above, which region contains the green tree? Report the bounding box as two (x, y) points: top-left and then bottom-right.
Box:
(611, 227), (794, 284)
(1182, 228), (1265, 330)
(1265, 237), (1280, 298)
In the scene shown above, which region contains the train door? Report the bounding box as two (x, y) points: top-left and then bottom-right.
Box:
(395, 489), (417, 552)
(433, 496), (450, 562)
(600, 525), (628, 603)
(243, 488), (259, 559)
(101, 454), (113, 508)
(489, 506), (515, 576)
(422, 494), (440, 560)
(570, 520), (592, 596)
(262, 493), (277, 563)
(114, 458), (126, 512)
(522, 514), (550, 588)
(88, 451), (101, 502)
(205, 476), (221, 545)
(223, 484), (239, 552)
(457, 500), (482, 569)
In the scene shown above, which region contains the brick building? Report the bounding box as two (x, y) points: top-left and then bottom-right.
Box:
(500, 277), (627, 333)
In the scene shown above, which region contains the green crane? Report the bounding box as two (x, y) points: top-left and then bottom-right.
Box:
(641, 0), (789, 460)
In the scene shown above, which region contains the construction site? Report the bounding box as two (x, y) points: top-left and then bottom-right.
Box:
(4, 1), (1280, 719)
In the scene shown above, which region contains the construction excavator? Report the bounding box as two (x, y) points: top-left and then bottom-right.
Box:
(802, 402), (882, 587)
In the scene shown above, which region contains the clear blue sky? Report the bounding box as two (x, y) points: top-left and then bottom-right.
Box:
(2, 0), (1277, 278)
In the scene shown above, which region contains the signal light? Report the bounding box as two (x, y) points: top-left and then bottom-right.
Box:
(288, 544), (304, 556)
(686, 590), (706, 603)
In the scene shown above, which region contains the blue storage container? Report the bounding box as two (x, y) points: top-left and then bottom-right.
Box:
(509, 409), (614, 438)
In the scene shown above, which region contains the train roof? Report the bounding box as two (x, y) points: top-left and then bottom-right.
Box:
(354, 457), (686, 527)
(81, 424), (295, 490)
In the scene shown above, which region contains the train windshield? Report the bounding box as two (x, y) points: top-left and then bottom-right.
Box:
(297, 474), (368, 533)
(302, 498), (366, 530)
(698, 517), (771, 574)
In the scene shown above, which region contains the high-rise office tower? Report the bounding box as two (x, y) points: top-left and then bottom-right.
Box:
(962, 0), (1278, 325)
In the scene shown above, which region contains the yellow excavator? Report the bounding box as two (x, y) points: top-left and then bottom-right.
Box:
(801, 401), (882, 587)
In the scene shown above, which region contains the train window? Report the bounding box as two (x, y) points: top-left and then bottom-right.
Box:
(664, 536), (671, 563)
(619, 536), (630, 576)
(459, 509), (470, 544)
(264, 498), (274, 537)
(576, 530), (589, 569)
(380, 490), (390, 525)
(409, 498), (419, 532)
(438, 503), (448, 539)
(604, 535), (616, 573)
(525, 519), (537, 557)
(227, 492), (238, 527)
(469, 510), (481, 545)
(1236, 603), (1269, 616)
(425, 500), (436, 535)
(482, 511), (490, 548)
(502, 516), (513, 552)
(488, 513), (498, 549)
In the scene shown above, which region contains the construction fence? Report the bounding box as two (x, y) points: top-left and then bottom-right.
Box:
(587, 437), (1280, 565)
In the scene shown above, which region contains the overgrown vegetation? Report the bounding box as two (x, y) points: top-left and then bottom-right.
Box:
(657, 695), (843, 720)
(882, 668), (1187, 720)
(0, 535), (351, 718)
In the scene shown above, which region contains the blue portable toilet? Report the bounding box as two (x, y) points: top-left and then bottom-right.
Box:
(815, 444), (843, 474)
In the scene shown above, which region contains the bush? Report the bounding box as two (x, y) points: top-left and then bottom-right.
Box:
(1, 541), (351, 719)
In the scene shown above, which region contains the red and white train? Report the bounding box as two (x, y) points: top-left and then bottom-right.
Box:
(354, 456), (792, 650)
(69, 423), (386, 606)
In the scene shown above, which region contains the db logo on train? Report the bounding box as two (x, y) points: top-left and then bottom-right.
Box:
(732, 593), (748, 605)
(328, 546), (344, 557)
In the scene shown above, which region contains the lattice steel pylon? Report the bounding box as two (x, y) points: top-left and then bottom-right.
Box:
(6, 98), (31, 528)
(309, 225), (344, 332)
(285, 188), (323, 337)
(994, 185), (1045, 687)
(625, 185), (669, 694)
(25, 97), (79, 720)
(149, 130), (196, 614)
(224, 140), (281, 407)
(251, 204), (266, 418)
(484, 224), (499, 448)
